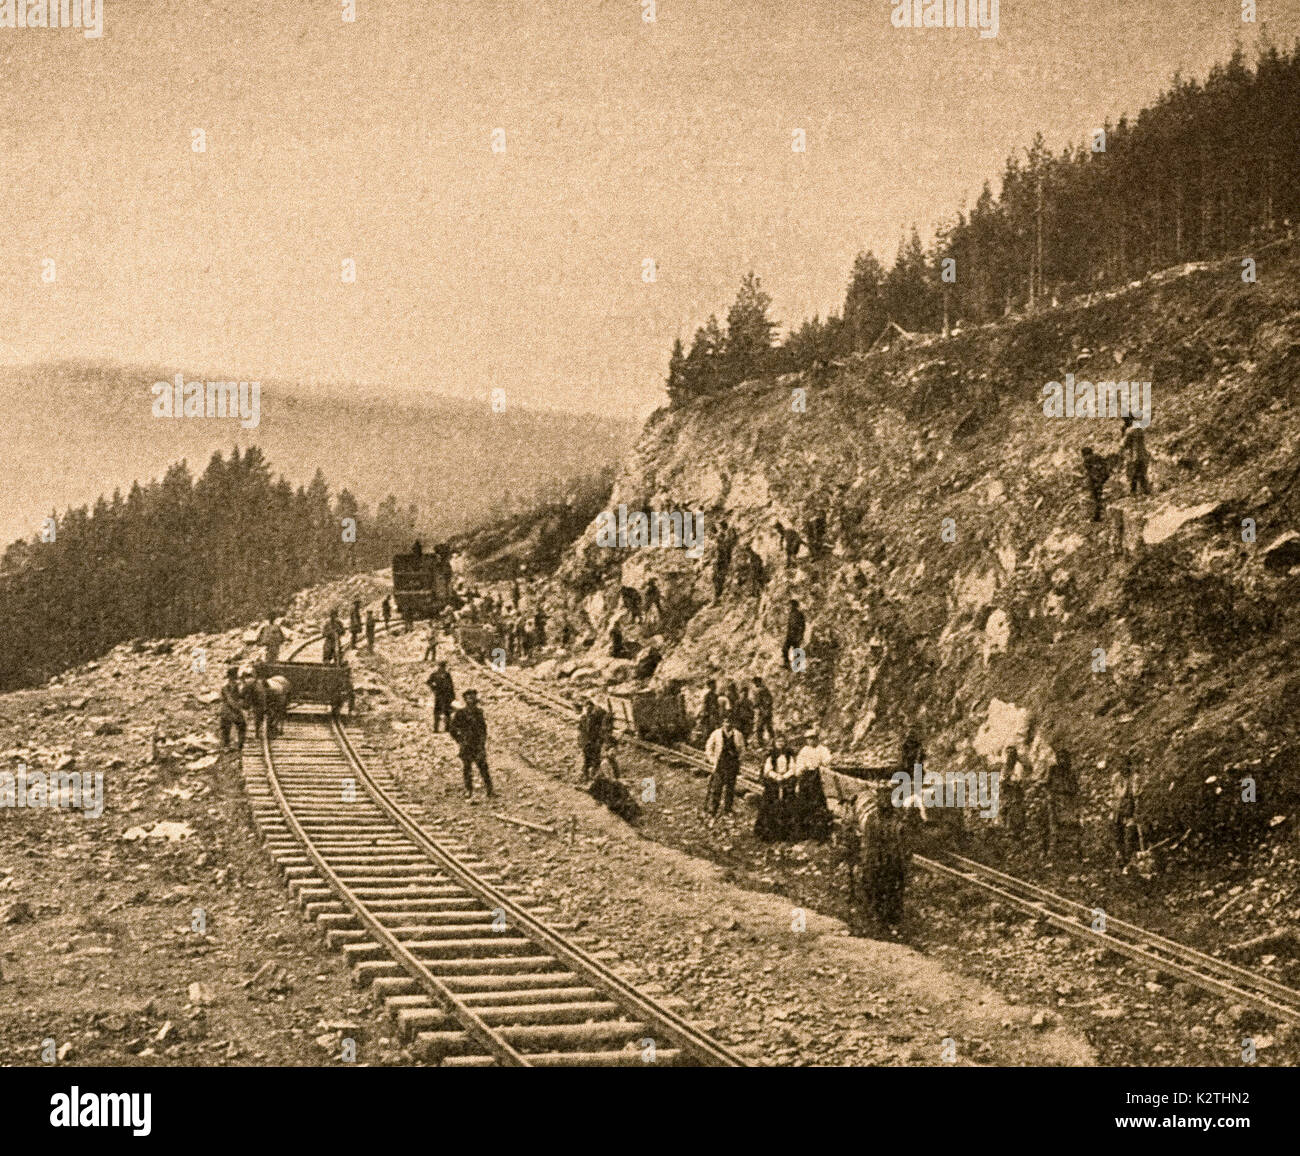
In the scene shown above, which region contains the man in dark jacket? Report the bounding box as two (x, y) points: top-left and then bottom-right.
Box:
(323, 609), (345, 664)
(578, 699), (610, 783)
(699, 678), (721, 743)
(219, 667), (248, 751)
(243, 664), (270, 739)
(448, 689), (493, 798)
(733, 685), (755, 742)
(751, 676), (775, 745)
(1081, 447), (1111, 522)
(349, 599), (363, 651)
(426, 661), (455, 732)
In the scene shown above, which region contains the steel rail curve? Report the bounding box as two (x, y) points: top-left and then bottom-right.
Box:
(240, 629), (747, 1066)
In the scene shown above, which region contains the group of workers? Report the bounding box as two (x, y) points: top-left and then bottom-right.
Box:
(321, 599), (382, 663)
(695, 676), (777, 746)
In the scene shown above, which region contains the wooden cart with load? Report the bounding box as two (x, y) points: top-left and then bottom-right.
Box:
(455, 623), (501, 663)
(626, 685), (691, 744)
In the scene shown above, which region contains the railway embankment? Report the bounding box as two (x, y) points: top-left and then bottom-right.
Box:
(0, 575), (403, 1066)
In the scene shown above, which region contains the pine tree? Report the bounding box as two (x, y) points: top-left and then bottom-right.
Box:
(723, 272), (777, 386)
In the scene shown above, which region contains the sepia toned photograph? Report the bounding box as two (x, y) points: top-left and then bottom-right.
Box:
(3, 0), (1299, 1140)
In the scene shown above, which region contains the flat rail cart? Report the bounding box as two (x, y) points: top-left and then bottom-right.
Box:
(263, 661), (354, 718)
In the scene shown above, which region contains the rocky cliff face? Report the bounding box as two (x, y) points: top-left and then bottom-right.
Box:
(552, 239), (1300, 844)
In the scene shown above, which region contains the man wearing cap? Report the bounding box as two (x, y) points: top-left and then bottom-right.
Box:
(448, 689), (493, 799)
(426, 661), (455, 732)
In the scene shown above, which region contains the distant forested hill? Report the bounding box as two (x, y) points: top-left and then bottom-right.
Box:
(0, 360), (634, 547)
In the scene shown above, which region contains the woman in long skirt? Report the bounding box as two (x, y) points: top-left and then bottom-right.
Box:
(754, 733), (797, 842)
(793, 729), (834, 841)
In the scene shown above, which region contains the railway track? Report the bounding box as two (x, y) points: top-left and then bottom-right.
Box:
(923, 852), (1300, 1027)
(239, 637), (746, 1067)
(467, 650), (1300, 1031)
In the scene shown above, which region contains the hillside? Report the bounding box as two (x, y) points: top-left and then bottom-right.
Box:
(0, 362), (633, 547)
(542, 238), (1300, 852)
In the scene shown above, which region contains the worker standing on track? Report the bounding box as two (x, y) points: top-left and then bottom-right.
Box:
(243, 663), (270, 739)
(448, 689), (494, 800)
(218, 666), (248, 752)
(426, 661), (455, 733)
(322, 609), (345, 665)
(381, 596), (392, 632)
(365, 610), (376, 652)
(704, 715), (744, 819)
(423, 629), (438, 663)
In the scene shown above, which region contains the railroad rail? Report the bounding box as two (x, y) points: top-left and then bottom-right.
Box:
(466, 651), (764, 793)
(923, 851), (1300, 1027)
(240, 635), (746, 1067)
(466, 649), (1300, 1030)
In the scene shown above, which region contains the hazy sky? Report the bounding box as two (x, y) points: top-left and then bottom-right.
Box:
(0, 0), (1294, 416)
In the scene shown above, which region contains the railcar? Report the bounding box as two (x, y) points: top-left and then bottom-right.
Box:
(391, 543), (454, 620)
(262, 660), (353, 718)
(455, 622), (501, 662)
